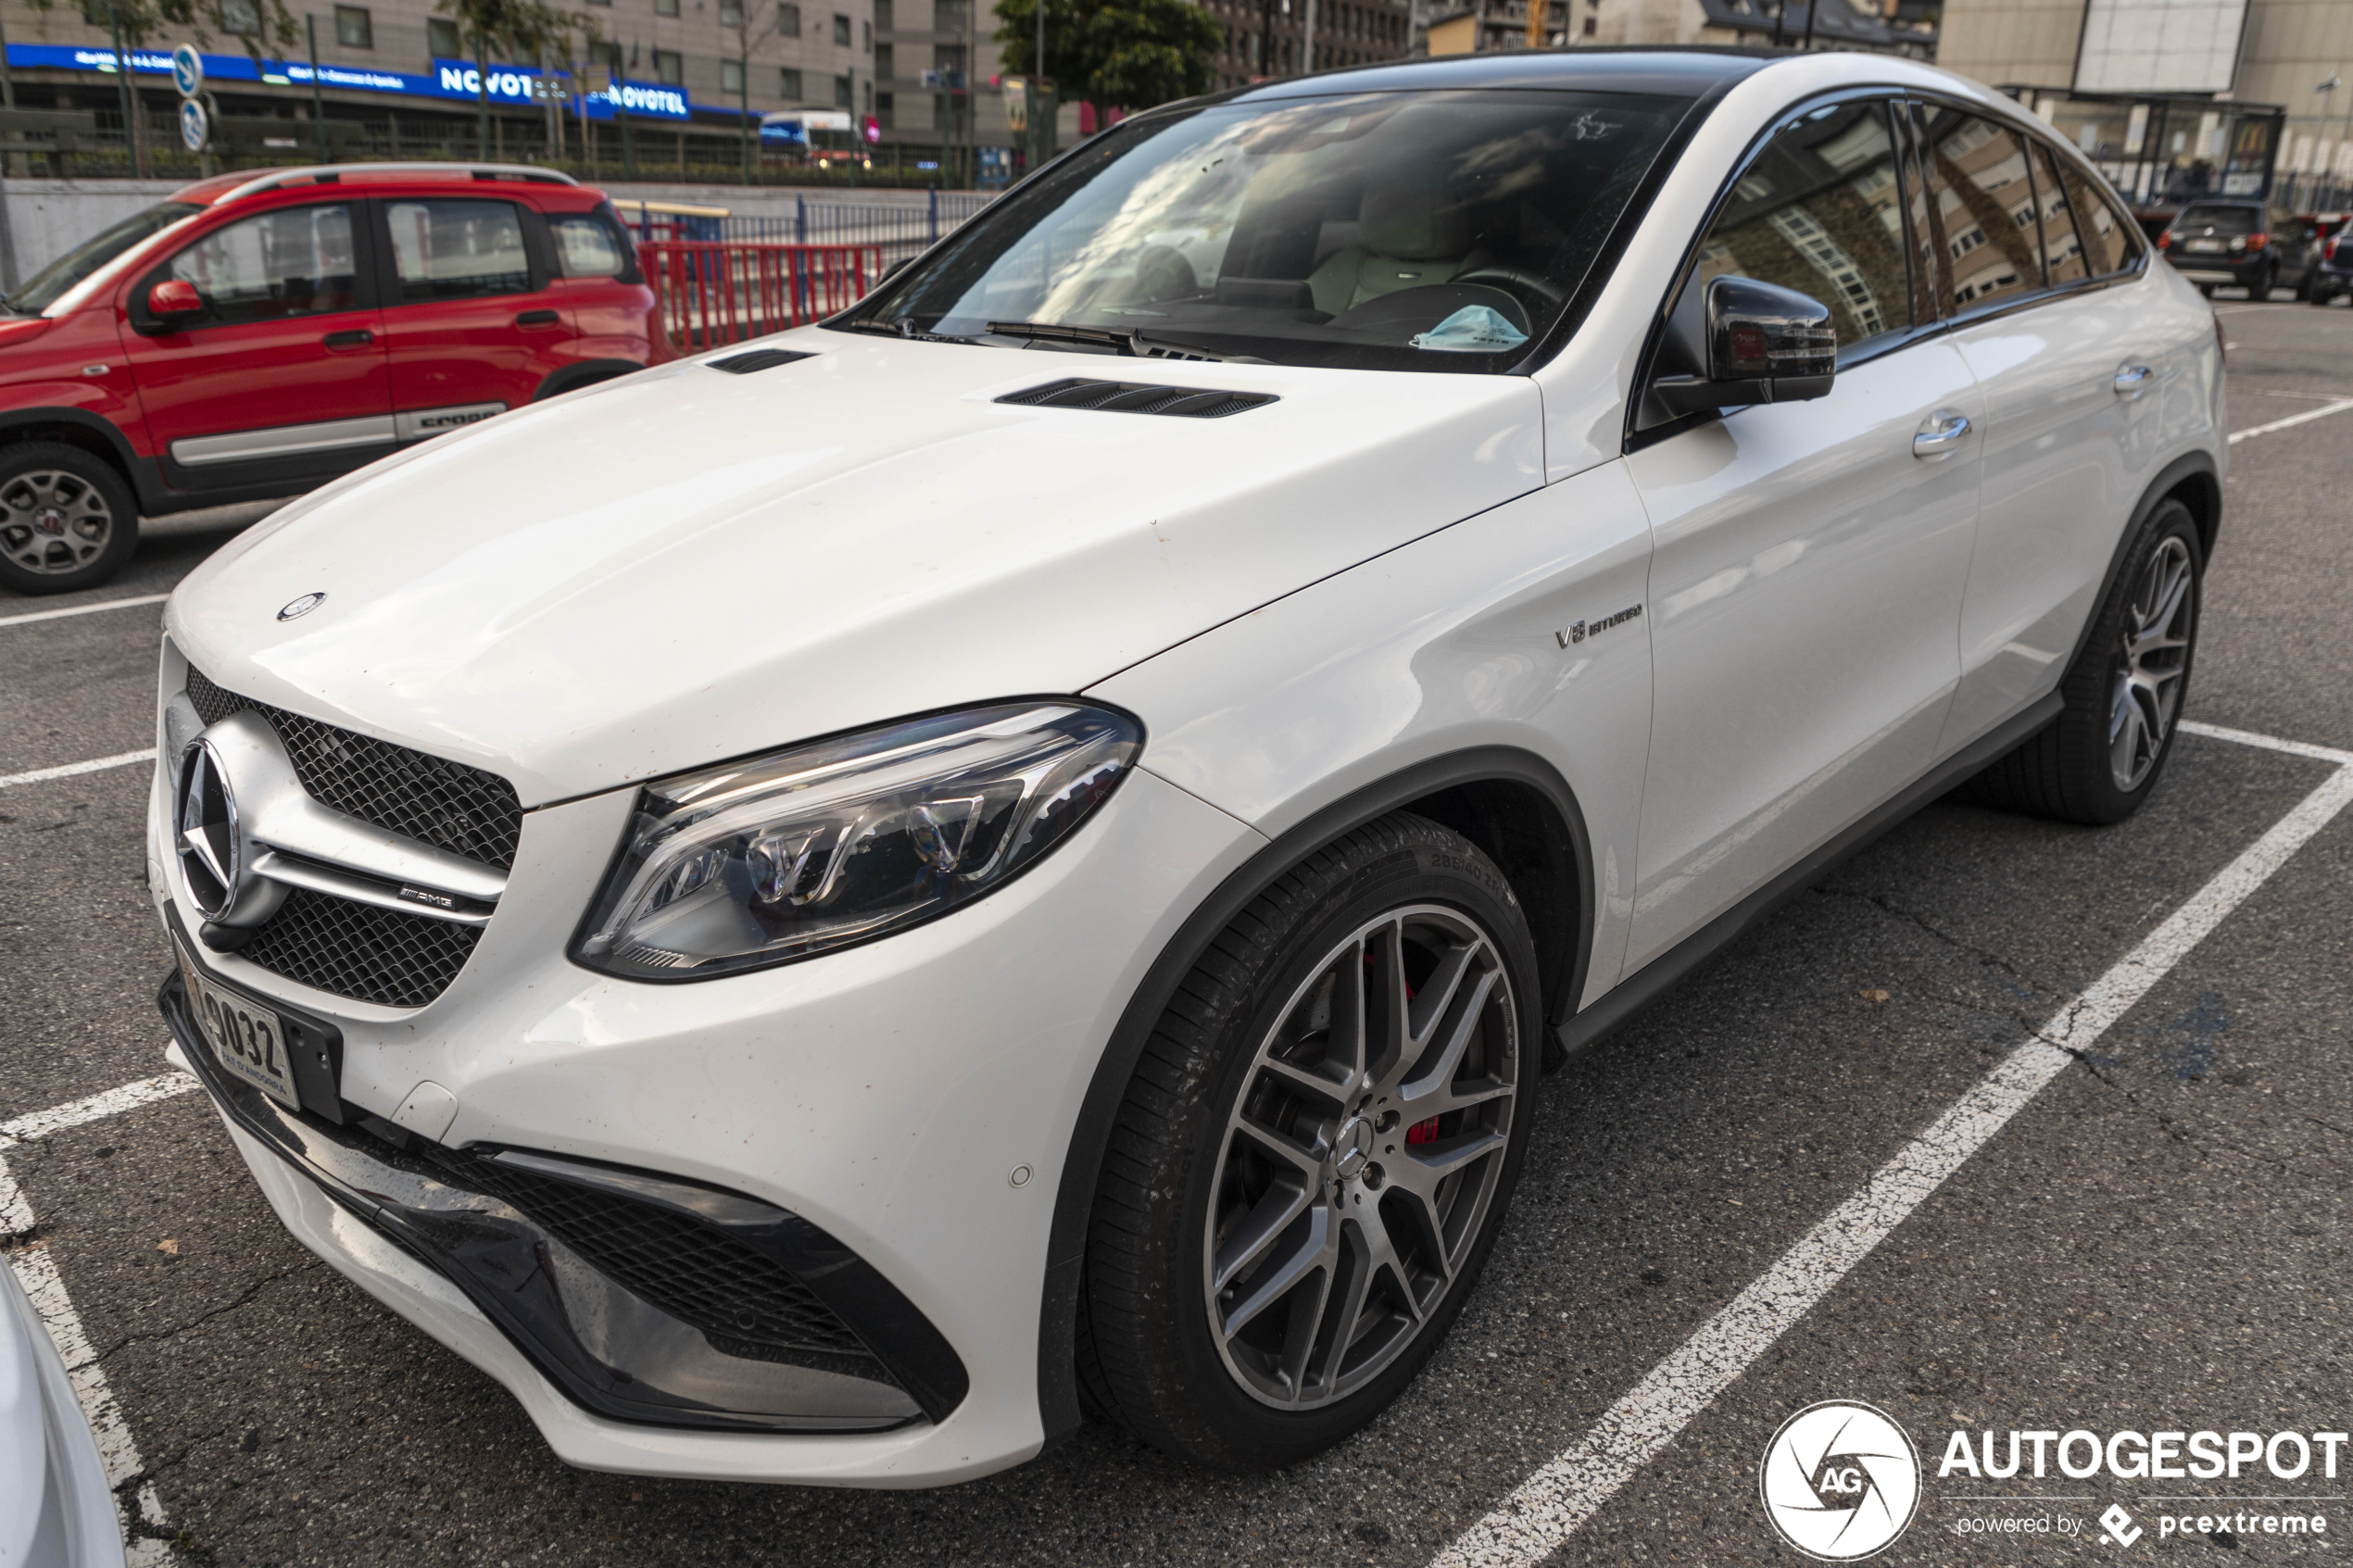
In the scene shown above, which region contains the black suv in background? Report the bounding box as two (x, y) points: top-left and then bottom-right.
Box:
(2160, 200), (2322, 300)
(2308, 222), (2353, 305)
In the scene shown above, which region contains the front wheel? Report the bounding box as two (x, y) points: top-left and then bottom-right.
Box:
(1963, 498), (2203, 824)
(0, 442), (138, 596)
(1077, 813), (1543, 1470)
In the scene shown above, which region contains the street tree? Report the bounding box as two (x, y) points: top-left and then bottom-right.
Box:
(993, 0), (1217, 119)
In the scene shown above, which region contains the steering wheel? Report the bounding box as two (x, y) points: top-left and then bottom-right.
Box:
(1451, 265), (1568, 314)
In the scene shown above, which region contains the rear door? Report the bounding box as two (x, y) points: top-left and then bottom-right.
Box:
(119, 197), (393, 491)
(1925, 102), (2169, 745)
(541, 202), (658, 371)
(1623, 96), (1985, 972)
(373, 195), (576, 437)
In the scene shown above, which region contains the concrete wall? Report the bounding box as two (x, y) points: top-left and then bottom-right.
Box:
(0, 175), (969, 286)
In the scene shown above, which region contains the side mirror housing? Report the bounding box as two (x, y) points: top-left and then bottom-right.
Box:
(1653, 276), (1837, 417)
(147, 279), (204, 320)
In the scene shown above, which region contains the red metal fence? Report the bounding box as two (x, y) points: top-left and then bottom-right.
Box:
(639, 242), (885, 354)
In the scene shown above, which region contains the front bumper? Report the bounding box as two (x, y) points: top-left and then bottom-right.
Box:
(152, 759), (1263, 1484)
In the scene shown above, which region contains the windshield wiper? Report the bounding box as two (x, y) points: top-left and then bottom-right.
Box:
(984, 320), (1257, 363)
(839, 314), (981, 345)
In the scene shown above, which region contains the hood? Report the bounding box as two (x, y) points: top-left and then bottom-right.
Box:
(167, 331), (1544, 806)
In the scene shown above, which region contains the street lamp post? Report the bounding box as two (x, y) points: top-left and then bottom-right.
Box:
(2316, 74), (2341, 209)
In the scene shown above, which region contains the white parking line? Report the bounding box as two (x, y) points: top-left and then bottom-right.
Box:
(2228, 399), (2353, 443)
(0, 749), (157, 789)
(0, 593), (168, 630)
(2, 1098), (183, 1562)
(1431, 728), (2353, 1568)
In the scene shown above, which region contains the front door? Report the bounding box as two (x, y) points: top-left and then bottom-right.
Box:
(1623, 98), (1983, 972)
(119, 198), (392, 493)
(375, 196), (577, 437)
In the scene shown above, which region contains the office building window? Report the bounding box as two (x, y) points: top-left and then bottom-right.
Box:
(426, 16), (460, 55)
(780, 66), (804, 96)
(656, 0), (679, 15)
(862, 19), (871, 47)
(220, 0), (261, 31)
(876, 90), (894, 128)
(833, 72), (851, 107)
(333, 5), (371, 46)
(875, 42), (893, 77)
(719, 0), (740, 19)
(778, 2), (801, 32)
(833, 12), (851, 44)
(875, 0), (893, 26)
(653, 48), (683, 82)
(722, 57), (744, 92)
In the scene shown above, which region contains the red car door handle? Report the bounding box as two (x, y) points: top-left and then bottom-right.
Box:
(321, 329), (372, 349)
(515, 309), (561, 327)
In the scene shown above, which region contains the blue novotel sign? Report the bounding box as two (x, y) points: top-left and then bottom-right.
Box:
(4, 44), (696, 120)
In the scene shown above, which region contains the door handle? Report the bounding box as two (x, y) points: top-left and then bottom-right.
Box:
(2113, 363), (2154, 398)
(1911, 409), (1971, 457)
(514, 308), (561, 327)
(321, 329), (372, 349)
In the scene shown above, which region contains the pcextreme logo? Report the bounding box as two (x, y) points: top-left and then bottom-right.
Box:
(1760, 1400), (1924, 1562)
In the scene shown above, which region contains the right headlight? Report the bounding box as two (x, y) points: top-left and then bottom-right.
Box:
(573, 702), (1142, 980)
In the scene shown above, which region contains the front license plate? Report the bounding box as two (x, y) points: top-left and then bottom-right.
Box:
(176, 942), (302, 1110)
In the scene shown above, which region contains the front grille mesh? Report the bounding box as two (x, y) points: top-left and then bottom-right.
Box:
(183, 665), (518, 1008)
(236, 886), (483, 1010)
(183, 666), (524, 871)
(411, 1145), (876, 1365)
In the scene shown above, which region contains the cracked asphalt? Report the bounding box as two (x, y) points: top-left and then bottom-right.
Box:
(2, 301), (2348, 1567)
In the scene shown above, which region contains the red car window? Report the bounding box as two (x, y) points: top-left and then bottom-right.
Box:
(168, 203), (360, 325)
(385, 199), (533, 303)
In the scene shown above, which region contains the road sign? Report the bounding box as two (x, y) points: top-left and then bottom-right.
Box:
(171, 44), (203, 97)
(179, 96), (208, 152)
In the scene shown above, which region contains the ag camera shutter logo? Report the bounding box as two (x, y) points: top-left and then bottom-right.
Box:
(1760, 1400), (1923, 1561)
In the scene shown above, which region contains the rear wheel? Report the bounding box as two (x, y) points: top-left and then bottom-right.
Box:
(1077, 813), (1543, 1470)
(0, 443), (137, 596)
(2247, 265), (2274, 303)
(1963, 498), (2202, 824)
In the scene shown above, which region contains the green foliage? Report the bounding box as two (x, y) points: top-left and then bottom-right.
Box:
(994, 0), (1218, 113)
(434, 0), (603, 61)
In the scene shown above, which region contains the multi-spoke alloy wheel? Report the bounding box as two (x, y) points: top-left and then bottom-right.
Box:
(1080, 813), (1541, 1470)
(0, 445), (138, 596)
(0, 470), (114, 577)
(1963, 496), (2203, 825)
(2108, 534), (2194, 792)
(1205, 905), (1517, 1408)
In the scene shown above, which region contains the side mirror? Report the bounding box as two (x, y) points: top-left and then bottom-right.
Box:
(147, 279), (204, 320)
(1654, 276), (1837, 417)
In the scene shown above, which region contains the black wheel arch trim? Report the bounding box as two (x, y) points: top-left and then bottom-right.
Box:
(535, 358), (646, 402)
(1035, 746), (1596, 1449)
(0, 406), (160, 508)
(2058, 448), (2221, 684)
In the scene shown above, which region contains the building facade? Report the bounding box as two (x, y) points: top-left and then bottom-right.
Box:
(1937, 0), (2352, 210)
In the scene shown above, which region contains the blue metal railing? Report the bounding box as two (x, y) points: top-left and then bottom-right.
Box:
(711, 190), (996, 255)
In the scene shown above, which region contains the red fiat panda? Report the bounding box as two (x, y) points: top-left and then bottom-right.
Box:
(0, 163), (671, 595)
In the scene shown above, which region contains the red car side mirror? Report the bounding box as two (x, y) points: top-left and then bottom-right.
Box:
(147, 279), (203, 318)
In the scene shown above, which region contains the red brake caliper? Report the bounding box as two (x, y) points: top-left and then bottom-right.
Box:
(1404, 1116), (1441, 1146)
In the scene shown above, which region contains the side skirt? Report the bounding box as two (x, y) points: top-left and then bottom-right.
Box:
(1557, 690), (2064, 1058)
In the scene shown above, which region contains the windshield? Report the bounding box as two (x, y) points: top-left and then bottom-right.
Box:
(841, 88), (1692, 371)
(7, 201), (205, 316)
(2173, 205), (2259, 236)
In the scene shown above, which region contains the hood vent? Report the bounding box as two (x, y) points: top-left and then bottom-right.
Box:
(997, 378), (1277, 419)
(708, 348), (815, 374)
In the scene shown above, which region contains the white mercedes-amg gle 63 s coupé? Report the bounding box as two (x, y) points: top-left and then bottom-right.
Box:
(150, 47), (2221, 1486)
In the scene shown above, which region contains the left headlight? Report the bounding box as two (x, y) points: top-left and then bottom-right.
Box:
(573, 702), (1143, 980)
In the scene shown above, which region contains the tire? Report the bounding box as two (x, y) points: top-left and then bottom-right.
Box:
(0, 442), (138, 596)
(2295, 269), (2314, 301)
(2247, 265), (2273, 303)
(1076, 812), (1544, 1471)
(2311, 284), (2336, 307)
(1963, 497), (2203, 825)
(2197, 282), (2217, 298)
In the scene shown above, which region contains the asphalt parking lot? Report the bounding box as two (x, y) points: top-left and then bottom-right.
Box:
(3, 298), (2348, 1567)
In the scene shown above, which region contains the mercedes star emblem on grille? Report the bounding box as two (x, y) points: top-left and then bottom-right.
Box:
(175, 738), (242, 918)
(277, 592), (326, 621)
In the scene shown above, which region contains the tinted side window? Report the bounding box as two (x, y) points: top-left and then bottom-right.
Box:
(550, 213), (627, 278)
(168, 203), (359, 325)
(2048, 157), (2141, 275)
(1918, 108), (2043, 311)
(2028, 141), (2089, 285)
(386, 199), (533, 303)
(1682, 100), (1913, 352)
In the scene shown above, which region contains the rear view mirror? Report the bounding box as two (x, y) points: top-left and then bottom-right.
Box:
(1654, 276), (1837, 416)
(147, 279), (204, 319)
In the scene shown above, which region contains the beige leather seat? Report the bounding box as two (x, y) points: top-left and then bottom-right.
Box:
(1308, 181), (1491, 316)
